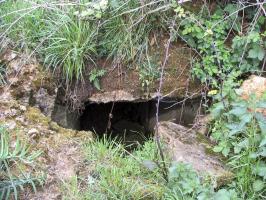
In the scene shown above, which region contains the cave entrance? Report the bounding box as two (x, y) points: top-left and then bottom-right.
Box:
(80, 101), (154, 148)
(79, 98), (201, 148)
(52, 90), (202, 149)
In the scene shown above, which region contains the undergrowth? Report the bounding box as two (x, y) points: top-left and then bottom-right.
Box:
(0, 0), (169, 85)
(210, 85), (266, 199)
(60, 137), (237, 200)
(0, 125), (43, 199)
(1, 1), (266, 199)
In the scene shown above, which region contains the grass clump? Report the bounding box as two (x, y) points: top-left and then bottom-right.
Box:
(0, 0), (170, 84)
(0, 125), (43, 199)
(41, 12), (98, 82)
(60, 137), (237, 200)
(81, 138), (164, 199)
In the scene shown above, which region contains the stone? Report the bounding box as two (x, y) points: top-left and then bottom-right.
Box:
(51, 104), (80, 129)
(89, 90), (136, 103)
(5, 120), (16, 130)
(28, 128), (40, 139)
(1, 50), (57, 118)
(239, 75), (266, 100)
(158, 121), (233, 187)
(2, 50), (17, 62)
(28, 128), (39, 135)
(238, 75), (266, 116)
(34, 88), (56, 117)
(19, 105), (27, 112)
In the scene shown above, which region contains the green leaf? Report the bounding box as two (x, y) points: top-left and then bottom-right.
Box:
(248, 46), (265, 61)
(255, 113), (266, 134)
(240, 113), (253, 123)
(229, 106), (247, 116)
(253, 163), (266, 179)
(260, 138), (266, 148)
(211, 102), (225, 118)
(234, 139), (249, 154)
(222, 147), (230, 157)
(213, 189), (231, 200)
(227, 123), (245, 136)
(258, 148), (266, 157)
(213, 145), (223, 153)
(253, 179), (265, 192)
(256, 101), (266, 109)
(93, 79), (101, 90)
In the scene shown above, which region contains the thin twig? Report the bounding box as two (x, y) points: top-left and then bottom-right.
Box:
(154, 24), (173, 181)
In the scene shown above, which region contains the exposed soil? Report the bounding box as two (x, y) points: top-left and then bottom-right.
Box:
(57, 35), (203, 109)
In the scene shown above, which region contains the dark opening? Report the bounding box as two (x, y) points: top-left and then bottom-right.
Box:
(79, 99), (201, 148)
(80, 101), (153, 147)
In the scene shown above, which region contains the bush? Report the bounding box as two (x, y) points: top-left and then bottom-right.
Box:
(210, 88), (266, 198)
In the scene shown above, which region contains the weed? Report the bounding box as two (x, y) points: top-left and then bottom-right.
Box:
(210, 87), (266, 198)
(138, 56), (160, 92)
(89, 68), (106, 90)
(40, 11), (98, 83)
(0, 125), (43, 199)
(165, 162), (238, 200)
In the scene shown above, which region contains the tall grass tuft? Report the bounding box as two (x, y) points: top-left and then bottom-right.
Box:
(40, 11), (98, 83)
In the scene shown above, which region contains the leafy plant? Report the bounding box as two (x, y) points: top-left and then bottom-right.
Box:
(138, 57), (160, 91)
(89, 68), (106, 90)
(232, 30), (266, 72)
(165, 162), (238, 200)
(0, 125), (43, 199)
(210, 88), (266, 198)
(172, 2), (265, 88)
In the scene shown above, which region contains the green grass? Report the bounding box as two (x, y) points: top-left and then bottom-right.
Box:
(0, 0), (170, 83)
(60, 137), (165, 199)
(60, 137), (237, 200)
(0, 125), (43, 200)
(80, 137), (164, 200)
(40, 11), (98, 82)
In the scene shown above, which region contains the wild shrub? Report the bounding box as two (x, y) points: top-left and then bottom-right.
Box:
(172, 2), (265, 88)
(210, 86), (266, 198)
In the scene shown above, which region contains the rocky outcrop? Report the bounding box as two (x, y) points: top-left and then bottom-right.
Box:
(0, 49), (57, 117)
(158, 121), (233, 187)
(240, 75), (266, 100)
(0, 50), (94, 200)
